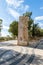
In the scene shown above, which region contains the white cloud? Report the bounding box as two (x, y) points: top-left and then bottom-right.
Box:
(3, 25), (9, 29)
(6, 0), (29, 19)
(39, 22), (43, 28)
(34, 16), (43, 28)
(23, 5), (29, 12)
(6, 0), (29, 11)
(6, 0), (24, 8)
(8, 8), (20, 19)
(40, 7), (43, 9)
(2, 31), (9, 37)
(34, 16), (43, 21)
(14, 0), (24, 8)
(6, 0), (13, 5)
(24, 5), (29, 10)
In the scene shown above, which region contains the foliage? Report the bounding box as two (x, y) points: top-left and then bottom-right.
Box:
(31, 23), (40, 37)
(8, 12), (43, 39)
(23, 12), (32, 18)
(39, 29), (43, 36)
(0, 37), (4, 41)
(0, 36), (15, 42)
(8, 21), (18, 37)
(28, 19), (33, 30)
(0, 19), (3, 36)
(23, 12), (33, 37)
(23, 12), (42, 37)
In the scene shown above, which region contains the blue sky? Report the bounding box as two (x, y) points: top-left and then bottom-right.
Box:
(0, 0), (43, 36)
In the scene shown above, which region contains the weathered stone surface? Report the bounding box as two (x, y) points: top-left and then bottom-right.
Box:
(18, 16), (29, 46)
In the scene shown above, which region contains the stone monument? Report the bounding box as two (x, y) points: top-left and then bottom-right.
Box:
(18, 16), (29, 46)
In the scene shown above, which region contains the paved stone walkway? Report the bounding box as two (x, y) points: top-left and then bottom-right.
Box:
(0, 40), (43, 65)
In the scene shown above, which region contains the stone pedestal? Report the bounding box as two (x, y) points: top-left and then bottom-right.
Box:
(18, 16), (29, 46)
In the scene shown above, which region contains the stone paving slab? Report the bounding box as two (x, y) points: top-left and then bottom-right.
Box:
(37, 40), (43, 49)
(0, 46), (43, 65)
(0, 46), (43, 56)
(0, 39), (43, 65)
(0, 40), (17, 46)
(30, 55), (43, 65)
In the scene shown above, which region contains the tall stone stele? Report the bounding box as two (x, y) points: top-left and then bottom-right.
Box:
(18, 16), (29, 46)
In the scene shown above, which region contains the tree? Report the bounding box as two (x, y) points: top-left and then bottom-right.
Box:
(0, 19), (3, 37)
(23, 12), (41, 37)
(23, 12), (34, 37)
(23, 12), (32, 19)
(39, 29), (43, 36)
(31, 23), (40, 37)
(8, 21), (18, 38)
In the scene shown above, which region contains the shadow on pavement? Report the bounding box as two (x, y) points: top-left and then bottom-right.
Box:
(28, 39), (43, 50)
(0, 48), (43, 65)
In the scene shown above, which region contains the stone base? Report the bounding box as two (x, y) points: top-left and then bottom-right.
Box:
(17, 41), (28, 46)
